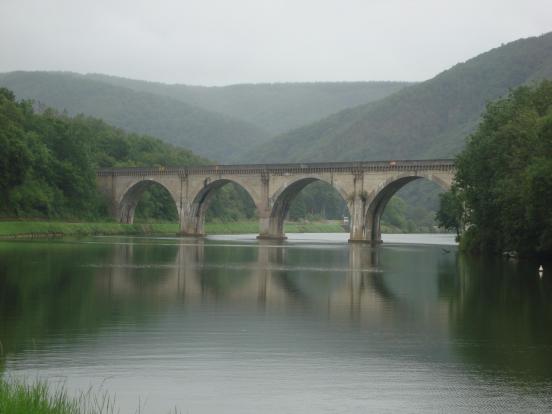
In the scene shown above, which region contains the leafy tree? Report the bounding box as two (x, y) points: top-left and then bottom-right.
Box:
(0, 89), (32, 205)
(438, 81), (552, 256)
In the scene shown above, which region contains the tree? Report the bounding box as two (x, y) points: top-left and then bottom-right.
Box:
(435, 190), (463, 238)
(437, 81), (552, 256)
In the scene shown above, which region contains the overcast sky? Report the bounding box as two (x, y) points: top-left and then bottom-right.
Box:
(1, 0), (550, 85)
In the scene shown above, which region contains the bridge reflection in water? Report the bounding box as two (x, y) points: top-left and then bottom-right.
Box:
(95, 239), (449, 329)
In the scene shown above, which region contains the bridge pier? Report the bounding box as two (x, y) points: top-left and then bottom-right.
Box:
(257, 209), (287, 241)
(345, 194), (380, 244)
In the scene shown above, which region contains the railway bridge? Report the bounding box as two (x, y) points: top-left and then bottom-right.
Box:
(96, 160), (455, 243)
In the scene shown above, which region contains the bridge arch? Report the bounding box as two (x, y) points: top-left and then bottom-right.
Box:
(365, 173), (452, 242)
(182, 178), (259, 236)
(117, 178), (179, 224)
(263, 176), (350, 240)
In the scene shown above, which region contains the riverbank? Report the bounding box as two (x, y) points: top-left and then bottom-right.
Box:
(0, 220), (346, 239)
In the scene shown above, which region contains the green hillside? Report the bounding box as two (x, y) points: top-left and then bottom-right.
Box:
(0, 87), (205, 219)
(244, 32), (552, 163)
(0, 71), (268, 162)
(85, 74), (411, 136)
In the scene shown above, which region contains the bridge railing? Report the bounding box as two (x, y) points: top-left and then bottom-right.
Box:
(96, 159), (455, 176)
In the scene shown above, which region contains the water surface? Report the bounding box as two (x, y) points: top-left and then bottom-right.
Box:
(0, 234), (551, 413)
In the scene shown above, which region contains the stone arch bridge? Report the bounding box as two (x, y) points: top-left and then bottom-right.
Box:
(96, 160), (455, 243)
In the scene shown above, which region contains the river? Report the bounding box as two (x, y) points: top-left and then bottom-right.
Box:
(0, 234), (551, 413)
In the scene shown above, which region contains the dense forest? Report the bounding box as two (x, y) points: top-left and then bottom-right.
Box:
(437, 81), (552, 257)
(0, 87), (204, 219)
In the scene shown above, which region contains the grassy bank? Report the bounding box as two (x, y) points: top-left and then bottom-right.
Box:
(0, 221), (178, 238)
(0, 220), (346, 238)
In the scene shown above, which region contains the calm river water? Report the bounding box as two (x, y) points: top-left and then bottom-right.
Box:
(1, 233), (551, 413)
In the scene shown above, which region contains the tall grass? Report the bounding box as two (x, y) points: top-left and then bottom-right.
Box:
(0, 378), (116, 414)
(0, 378), (186, 414)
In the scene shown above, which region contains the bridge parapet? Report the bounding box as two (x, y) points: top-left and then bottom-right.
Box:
(96, 159), (455, 177)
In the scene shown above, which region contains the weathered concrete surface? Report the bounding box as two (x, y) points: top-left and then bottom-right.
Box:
(96, 160), (455, 243)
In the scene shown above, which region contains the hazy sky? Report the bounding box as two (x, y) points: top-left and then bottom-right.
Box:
(1, 0), (550, 85)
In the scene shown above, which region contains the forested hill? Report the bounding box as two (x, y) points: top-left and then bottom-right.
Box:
(243, 32), (552, 163)
(0, 87), (206, 219)
(84, 75), (411, 136)
(0, 71), (268, 162)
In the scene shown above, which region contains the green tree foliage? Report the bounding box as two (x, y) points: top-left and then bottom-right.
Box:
(435, 190), (464, 237)
(288, 182), (348, 221)
(0, 88), (205, 219)
(205, 184), (256, 222)
(0, 89), (31, 200)
(437, 81), (552, 256)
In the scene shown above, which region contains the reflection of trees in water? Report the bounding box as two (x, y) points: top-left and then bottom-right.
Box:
(449, 256), (552, 380)
(107, 241), (178, 288)
(0, 242), (113, 369)
(270, 246), (350, 301)
(198, 244), (254, 296)
(1, 239), (467, 374)
(0, 240), (181, 370)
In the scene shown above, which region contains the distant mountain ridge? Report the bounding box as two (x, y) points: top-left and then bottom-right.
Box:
(84, 74), (412, 136)
(243, 32), (552, 163)
(0, 72), (410, 162)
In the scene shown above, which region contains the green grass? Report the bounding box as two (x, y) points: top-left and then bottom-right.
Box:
(205, 220), (345, 234)
(0, 378), (115, 414)
(0, 221), (179, 238)
(283, 221), (345, 233)
(0, 220), (346, 238)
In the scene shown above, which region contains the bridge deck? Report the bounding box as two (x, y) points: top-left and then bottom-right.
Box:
(97, 159), (455, 176)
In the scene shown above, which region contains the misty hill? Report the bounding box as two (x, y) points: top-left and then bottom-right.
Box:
(0, 71), (268, 162)
(84, 74), (411, 136)
(244, 32), (552, 163)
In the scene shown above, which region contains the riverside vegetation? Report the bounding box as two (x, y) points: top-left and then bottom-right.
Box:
(436, 81), (552, 257)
